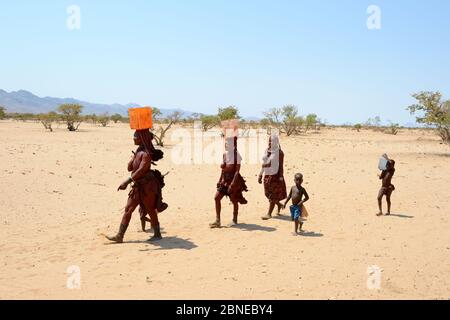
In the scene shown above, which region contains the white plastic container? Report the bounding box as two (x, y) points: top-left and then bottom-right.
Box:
(378, 157), (388, 171)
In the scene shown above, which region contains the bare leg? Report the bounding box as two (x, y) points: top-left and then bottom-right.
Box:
(386, 193), (392, 215)
(262, 201), (276, 220)
(211, 192), (224, 228)
(377, 189), (383, 216)
(276, 202), (283, 215)
(232, 201), (239, 225)
(106, 197), (138, 243)
(140, 193), (162, 241)
(294, 220), (299, 235)
(139, 207), (146, 232)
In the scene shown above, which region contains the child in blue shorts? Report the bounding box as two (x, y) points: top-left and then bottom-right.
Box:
(283, 173), (310, 235)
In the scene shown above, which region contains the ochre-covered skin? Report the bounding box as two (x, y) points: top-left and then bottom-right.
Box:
(377, 158), (396, 216)
(106, 129), (164, 243)
(216, 152), (248, 204)
(210, 136), (248, 228)
(123, 147), (159, 228)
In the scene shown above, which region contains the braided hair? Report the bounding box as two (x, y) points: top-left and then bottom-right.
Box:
(135, 129), (164, 162)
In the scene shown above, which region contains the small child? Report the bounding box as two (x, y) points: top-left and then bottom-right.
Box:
(283, 173), (310, 235)
(377, 154), (396, 216)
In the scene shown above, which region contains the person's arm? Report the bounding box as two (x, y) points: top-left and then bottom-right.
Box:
(230, 163), (241, 187)
(230, 153), (243, 187)
(127, 151), (136, 172)
(261, 160), (272, 168)
(218, 155), (225, 184)
(278, 151), (284, 180)
(379, 170), (387, 179)
(299, 188), (309, 206)
(119, 152), (149, 191)
(283, 188), (292, 208)
(258, 166), (264, 184)
(217, 170), (224, 185)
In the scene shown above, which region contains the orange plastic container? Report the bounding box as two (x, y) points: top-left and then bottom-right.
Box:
(128, 107), (153, 130)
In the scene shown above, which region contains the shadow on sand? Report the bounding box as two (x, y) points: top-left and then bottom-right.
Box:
(386, 213), (414, 219)
(104, 233), (197, 251)
(136, 236), (198, 251)
(272, 215), (292, 222)
(429, 152), (450, 158)
(140, 226), (166, 234)
(231, 223), (277, 232)
(300, 231), (324, 238)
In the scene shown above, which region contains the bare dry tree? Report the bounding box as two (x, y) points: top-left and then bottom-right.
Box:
(385, 122), (399, 135)
(152, 111), (182, 146)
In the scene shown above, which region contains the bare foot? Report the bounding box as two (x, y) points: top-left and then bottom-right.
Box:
(209, 221), (221, 229)
(292, 232), (298, 236)
(148, 234), (162, 242)
(276, 203), (283, 215)
(376, 212), (383, 216)
(386, 212), (391, 216)
(227, 220), (238, 227)
(261, 215), (272, 220)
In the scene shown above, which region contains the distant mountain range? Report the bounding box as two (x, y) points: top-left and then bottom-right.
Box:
(0, 89), (196, 118)
(1, 89), (421, 126)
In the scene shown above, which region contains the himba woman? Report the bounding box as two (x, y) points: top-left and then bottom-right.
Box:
(210, 128), (248, 229)
(258, 133), (287, 220)
(106, 129), (167, 243)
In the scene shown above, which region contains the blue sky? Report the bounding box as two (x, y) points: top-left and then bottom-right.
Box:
(0, 0), (449, 124)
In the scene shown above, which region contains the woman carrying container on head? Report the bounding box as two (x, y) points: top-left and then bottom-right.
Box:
(106, 107), (168, 243)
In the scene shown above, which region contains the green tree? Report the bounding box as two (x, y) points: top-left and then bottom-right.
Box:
(354, 123), (362, 132)
(259, 118), (272, 134)
(110, 113), (123, 123)
(13, 113), (35, 122)
(365, 116), (381, 128)
(38, 112), (58, 132)
(0, 106), (5, 119)
(385, 122), (399, 135)
(86, 114), (98, 124)
(305, 114), (318, 131)
(407, 91), (450, 144)
(218, 106), (240, 121)
(57, 104), (83, 131)
(281, 105), (303, 136)
(263, 107), (283, 128)
(97, 114), (110, 127)
(199, 114), (220, 132)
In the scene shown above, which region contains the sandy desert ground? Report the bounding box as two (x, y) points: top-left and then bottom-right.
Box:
(0, 120), (449, 300)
